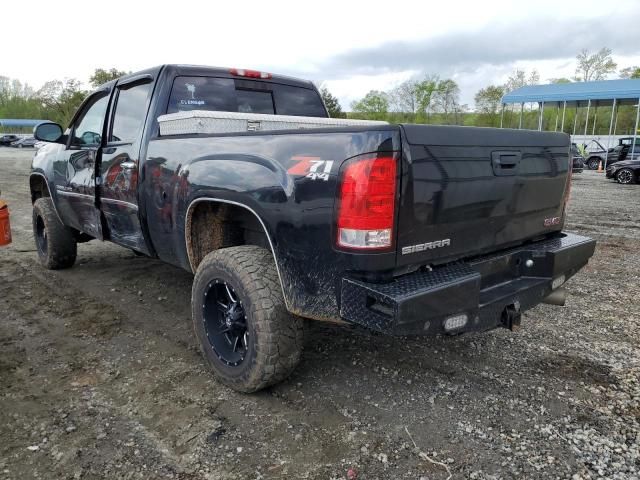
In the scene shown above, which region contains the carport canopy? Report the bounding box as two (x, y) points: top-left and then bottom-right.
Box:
(499, 79), (640, 165)
(501, 79), (640, 107)
(0, 119), (50, 129)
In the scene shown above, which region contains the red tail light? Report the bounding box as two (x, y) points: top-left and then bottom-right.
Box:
(336, 153), (398, 250)
(564, 150), (573, 210)
(229, 68), (272, 79)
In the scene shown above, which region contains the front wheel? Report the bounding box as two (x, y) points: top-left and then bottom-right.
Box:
(616, 168), (636, 185)
(32, 197), (77, 269)
(587, 157), (600, 170)
(191, 246), (304, 392)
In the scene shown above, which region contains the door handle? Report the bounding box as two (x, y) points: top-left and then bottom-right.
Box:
(121, 161), (136, 170)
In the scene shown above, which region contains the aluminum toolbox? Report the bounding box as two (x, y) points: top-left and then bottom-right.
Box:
(157, 110), (387, 136)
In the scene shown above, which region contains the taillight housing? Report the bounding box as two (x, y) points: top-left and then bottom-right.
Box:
(229, 68), (272, 79)
(336, 153), (399, 250)
(563, 149), (573, 211)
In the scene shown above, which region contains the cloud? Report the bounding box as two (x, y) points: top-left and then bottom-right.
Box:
(322, 15), (640, 78)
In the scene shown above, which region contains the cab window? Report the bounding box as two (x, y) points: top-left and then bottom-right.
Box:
(71, 93), (109, 146)
(110, 82), (152, 142)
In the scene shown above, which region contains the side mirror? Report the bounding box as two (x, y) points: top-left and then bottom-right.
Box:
(34, 122), (64, 143)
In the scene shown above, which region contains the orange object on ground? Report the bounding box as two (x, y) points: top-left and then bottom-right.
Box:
(597, 161), (603, 173)
(0, 200), (12, 246)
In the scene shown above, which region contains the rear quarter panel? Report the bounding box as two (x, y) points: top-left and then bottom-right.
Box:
(143, 127), (401, 321)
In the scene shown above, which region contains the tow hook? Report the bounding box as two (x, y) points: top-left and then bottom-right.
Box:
(502, 302), (522, 331)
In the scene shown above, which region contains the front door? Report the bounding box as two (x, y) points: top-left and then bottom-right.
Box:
(54, 91), (111, 239)
(99, 77), (153, 253)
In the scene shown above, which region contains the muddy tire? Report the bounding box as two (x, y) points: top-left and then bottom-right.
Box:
(191, 245), (303, 392)
(32, 197), (77, 269)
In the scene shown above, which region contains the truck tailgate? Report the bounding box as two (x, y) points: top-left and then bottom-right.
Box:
(397, 125), (571, 266)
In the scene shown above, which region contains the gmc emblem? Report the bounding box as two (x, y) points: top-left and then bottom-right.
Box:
(544, 217), (561, 227)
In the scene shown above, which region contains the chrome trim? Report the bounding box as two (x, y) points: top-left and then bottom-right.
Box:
(29, 172), (64, 225)
(184, 198), (289, 309)
(55, 189), (93, 199)
(101, 197), (138, 210)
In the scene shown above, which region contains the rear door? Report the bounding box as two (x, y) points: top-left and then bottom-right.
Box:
(396, 125), (570, 267)
(54, 90), (111, 239)
(100, 75), (154, 253)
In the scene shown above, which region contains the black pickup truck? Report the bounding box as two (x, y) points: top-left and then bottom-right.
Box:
(31, 65), (595, 392)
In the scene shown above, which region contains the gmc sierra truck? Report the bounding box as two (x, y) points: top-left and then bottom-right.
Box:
(31, 65), (595, 392)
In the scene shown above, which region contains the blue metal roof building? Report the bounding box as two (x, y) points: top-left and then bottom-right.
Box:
(0, 119), (50, 128)
(502, 79), (640, 105)
(500, 79), (640, 162)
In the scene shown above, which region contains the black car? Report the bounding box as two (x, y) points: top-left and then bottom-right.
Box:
(606, 157), (640, 184)
(10, 137), (37, 148)
(571, 143), (584, 173)
(0, 134), (20, 146)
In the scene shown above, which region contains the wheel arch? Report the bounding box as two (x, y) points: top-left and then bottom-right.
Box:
(30, 172), (66, 226)
(184, 197), (289, 309)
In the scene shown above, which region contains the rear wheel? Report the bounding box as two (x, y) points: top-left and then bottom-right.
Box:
(616, 168), (636, 185)
(32, 198), (77, 269)
(191, 246), (304, 392)
(587, 157), (600, 170)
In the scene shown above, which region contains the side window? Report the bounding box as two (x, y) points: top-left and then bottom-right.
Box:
(72, 93), (109, 146)
(110, 82), (152, 142)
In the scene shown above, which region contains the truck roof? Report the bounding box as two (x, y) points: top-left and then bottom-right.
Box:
(96, 64), (315, 91)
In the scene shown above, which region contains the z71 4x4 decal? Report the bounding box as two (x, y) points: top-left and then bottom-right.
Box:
(287, 156), (334, 181)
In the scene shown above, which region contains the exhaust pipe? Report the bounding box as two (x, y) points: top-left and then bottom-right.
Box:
(542, 287), (567, 306)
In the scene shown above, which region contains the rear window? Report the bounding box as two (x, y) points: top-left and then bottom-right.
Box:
(167, 76), (326, 117)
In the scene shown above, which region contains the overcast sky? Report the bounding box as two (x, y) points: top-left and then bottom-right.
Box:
(4, 0), (640, 109)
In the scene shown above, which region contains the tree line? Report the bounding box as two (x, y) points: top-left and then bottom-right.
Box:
(3, 48), (640, 134)
(0, 68), (128, 129)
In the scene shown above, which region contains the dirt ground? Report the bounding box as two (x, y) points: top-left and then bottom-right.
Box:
(1, 148), (639, 480)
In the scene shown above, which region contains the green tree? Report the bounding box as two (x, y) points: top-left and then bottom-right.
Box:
(474, 85), (505, 126)
(389, 75), (439, 122)
(89, 68), (129, 88)
(37, 79), (87, 126)
(574, 48), (617, 82)
(319, 86), (343, 118)
(620, 66), (640, 79)
(432, 79), (460, 123)
(351, 90), (389, 119)
(504, 69), (540, 92)
(549, 77), (572, 84)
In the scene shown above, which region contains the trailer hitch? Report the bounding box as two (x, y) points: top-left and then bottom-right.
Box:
(501, 302), (522, 331)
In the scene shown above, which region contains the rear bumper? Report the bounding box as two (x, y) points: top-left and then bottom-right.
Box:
(339, 233), (595, 336)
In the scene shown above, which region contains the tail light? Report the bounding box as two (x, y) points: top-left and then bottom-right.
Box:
(229, 68), (272, 79)
(563, 149), (573, 211)
(336, 153), (398, 250)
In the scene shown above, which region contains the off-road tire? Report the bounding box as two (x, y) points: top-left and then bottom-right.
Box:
(616, 168), (636, 185)
(32, 197), (77, 269)
(192, 245), (304, 392)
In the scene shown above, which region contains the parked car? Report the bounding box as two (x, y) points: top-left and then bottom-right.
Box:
(10, 137), (37, 148)
(0, 134), (20, 146)
(30, 65), (595, 392)
(606, 157), (640, 184)
(571, 143), (584, 173)
(582, 139), (640, 170)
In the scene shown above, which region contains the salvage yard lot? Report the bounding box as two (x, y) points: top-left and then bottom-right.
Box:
(1, 148), (638, 479)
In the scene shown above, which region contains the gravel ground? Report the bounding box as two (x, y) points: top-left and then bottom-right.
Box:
(0, 148), (638, 480)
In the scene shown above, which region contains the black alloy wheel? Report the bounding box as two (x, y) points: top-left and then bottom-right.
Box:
(202, 280), (248, 367)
